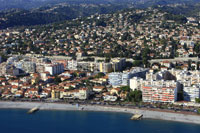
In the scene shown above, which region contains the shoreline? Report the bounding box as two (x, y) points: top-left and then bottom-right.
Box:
(1, 101), (200, 124)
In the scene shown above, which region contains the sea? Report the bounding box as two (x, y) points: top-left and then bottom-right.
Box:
(0, 109), (200, 133)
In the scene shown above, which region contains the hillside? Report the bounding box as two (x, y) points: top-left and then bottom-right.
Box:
(0, 0), (199, 29)
(1, 7), (199, 60)
(0, 3), (132, 29)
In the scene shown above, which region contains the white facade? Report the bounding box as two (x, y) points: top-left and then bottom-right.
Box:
(184, 86), (200, 102)
(67, 60), (77, 70)
(130, 77), (143, 90)
(103, 95), (118, 101)
(108, 67), (149, 86)
(108, 72), (122, 86)
(45, 63), (64, 75)
(180, 40), (195, 47)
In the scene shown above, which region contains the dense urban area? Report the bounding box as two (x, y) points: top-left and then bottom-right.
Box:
(0, 1), (200, 114)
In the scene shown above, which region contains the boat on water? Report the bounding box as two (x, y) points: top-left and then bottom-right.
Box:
(27, 107), (39, 114)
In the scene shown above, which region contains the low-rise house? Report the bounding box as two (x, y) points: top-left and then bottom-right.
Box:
(10, 80), (19, 86)
(25, 88), (39, 98)
(62, 88), (90, 100)
(152, 64), (160, 70)
(161, 61), (172, 68)
(11, 85), (19, 93)
(79, 88), (90, 100)
(1, 90), (12, 98)
(119, 91), (128, 100)
(60, 76), (71, 81)
(110, 88), (120, 96)
(93, 86), (105, 93)
(51, 89), (61, 99)
(40, 90), (51, 98)
(103, 95), (118, 102)
(14, 90), (24, 98)
(62, 89), (79, 99)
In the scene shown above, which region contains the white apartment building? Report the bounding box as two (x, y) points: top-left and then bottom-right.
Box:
(45, 63), (64, 75)
(108, 67), (149, 86)
(67, 60), (78, 70)
(184, 85), (200, 102)
(130, 77), (144, 90)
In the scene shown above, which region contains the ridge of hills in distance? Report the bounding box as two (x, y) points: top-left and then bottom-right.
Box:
(0, 0), (199, 29)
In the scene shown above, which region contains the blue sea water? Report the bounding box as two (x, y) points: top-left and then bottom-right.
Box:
(0, 109), (200, 133)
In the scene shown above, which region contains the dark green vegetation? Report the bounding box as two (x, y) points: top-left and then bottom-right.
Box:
(158, 3), (200, 17)
(0, 4), (130, 29)
(120, 86), (142, 103)
(0, 0), (199, 10)
(0, 0), (200, 29)
(127, 90), (142, 103)
(137, 0), (200, 8)
(0, 0), (132, 10)
(195, 98), (200, 103)
(163, 14), (187, 24)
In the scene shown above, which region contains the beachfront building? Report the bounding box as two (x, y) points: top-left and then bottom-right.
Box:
(108, 67), (149, 86)
(169, 69), (200, 102)
(78, 88), (90, 100)
(51, 90), (61, 99)
(146, 70), (176, 81)
(142, 85), (178, 103)
(108, 72), (122, 86)
(183, 86), (200, 102)
(129, 77), (144, 90)
(103, 95), (118, 102)
(142, 80), (179, 103)
(61, 88), (90, 100)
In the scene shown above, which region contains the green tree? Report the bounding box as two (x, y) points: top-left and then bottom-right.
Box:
(121, 32), (132, 41)
(195, 98), (200, 103)
(95, 72), (105, 78)
(197, 62), (200, 70)
(142, 47), (150, 67)
(0, 53), (8, 62)
(194, 42), (200, 56)
(183, 43), (188, 51)
(197, 108), (200, 114)
(120, 86), (130, 92)
(132, 60), (142, 67)
(54, 76), (61, 85)
(127, 90), (142, 103)
(188, 60), (192, 70)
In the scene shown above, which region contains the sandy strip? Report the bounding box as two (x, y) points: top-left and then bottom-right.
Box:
(0, 101), (200, 124)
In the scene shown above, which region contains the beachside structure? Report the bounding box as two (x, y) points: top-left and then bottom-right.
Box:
(61, 88), (91, 100)
(183, 85), (200, 102)
(141, 80), (179, 103)
(130, 77), (144, 90)
(108, 67), (149, 86)
(142, 85), (178, 103)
